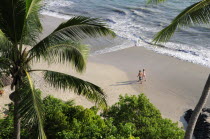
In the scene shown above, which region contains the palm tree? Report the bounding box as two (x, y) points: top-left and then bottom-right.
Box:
(148, 0), (210, 138)
(185, 74), (210, 139)
(0, 0), (115, 138)
(148, 0), (210, 43)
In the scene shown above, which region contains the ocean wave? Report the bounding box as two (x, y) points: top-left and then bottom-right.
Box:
(153, 47), (210, 67)
(41, 10), (73, 20)
(41, 0), (210, 68)
(92, 40), (134, 55)
(104, 19), (116, 24)
(44, 0), (74, 8)
(131, 10), (146, 18)
(137, 39), (210, 68)
(111, 9), (127, 16)
(92, 35), (210, 68)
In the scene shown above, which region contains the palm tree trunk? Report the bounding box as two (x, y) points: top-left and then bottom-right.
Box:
(14, 95), (21, 139)
(13, 82), (21, 139)
(184, 74), (210, 139)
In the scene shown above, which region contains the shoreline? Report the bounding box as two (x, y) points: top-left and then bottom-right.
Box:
(90, 46), (210, 122)
(41, 14), (210, 69)
(32, 44), (210, 125)
(0, 15), (210, 126)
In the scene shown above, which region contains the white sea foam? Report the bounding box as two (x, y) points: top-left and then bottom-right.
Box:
(137, 39), (210, 67)
(152, 46), (210, 67)
(106, 13), (210, 68)
(42, 0), (74, 19)
(92, 41), (134, 55)
(41, 10), (73, 20)
(92, 36), (210, 68)
(44, 0), (74, 8)
(41, 0), (210, 68)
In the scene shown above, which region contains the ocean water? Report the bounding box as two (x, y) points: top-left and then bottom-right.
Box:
(42, 0), (210, 67)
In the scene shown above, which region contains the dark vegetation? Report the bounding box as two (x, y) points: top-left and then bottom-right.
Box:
(0, 93), (184, 139)
(185, 108), (210, 139)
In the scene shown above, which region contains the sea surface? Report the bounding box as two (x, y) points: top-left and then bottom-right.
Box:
(42, 0), (210, 67)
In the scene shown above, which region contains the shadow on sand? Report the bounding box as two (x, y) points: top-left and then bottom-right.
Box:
(180, 115), (188, 130)
(110, 80), (139, 86)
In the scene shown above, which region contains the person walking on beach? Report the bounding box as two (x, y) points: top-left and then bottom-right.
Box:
(137, 70), (143, 84)
(143, 69), (146, 81)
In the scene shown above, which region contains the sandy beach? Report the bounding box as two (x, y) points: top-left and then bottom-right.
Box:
(0, 15), (210, 126)
(90, 47), (210, 123)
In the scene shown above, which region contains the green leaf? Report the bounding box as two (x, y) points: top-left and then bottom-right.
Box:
(53, 16), (115, 38)
(0, 57), (13, 73)
(25, 0), (42, 19)
(0, 0), (26, 43)
(21, 0), (43, 46)
(0, 30), (13, 53)
(0, 33), (13, 72)
(21, 12), (43, 46)
(31, 40), (88, 73)
(43, 70), (107, 108)
(18, 71), (46, 139)
(153, 0), (210, 43)
(30, 16), (115, 58)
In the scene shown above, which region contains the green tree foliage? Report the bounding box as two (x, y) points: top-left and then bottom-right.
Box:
(42, 96), (130, 139)
(0, 104), (14, 139)
(0, 94), (184, 139)
(102, 94), (184, 139)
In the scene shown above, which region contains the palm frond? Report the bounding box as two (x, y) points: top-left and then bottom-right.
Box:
(52, 16), (115, 38)
(21, 11), (43, 46)
(153, 0), (210, 43)
(0, 30), (13, 50)
(31, 41), (88, 73)
(0, 0), (42, 45)
(25, 0), (42, 19)
(43, 70), (107, 108)
(0, 57), (13, 70)
(0, 31), (14, 60)
(30, 16), (115, 57)
(18, 71), (46, 139)
(21, 0), (43, 46)
(0, 0), (26, 43)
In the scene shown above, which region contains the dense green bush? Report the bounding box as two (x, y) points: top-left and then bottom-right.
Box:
(0, 115), (13, 139)
(0, 94), (184, 139)
(43, 96), (136, 139)
(0, 103), (13, 139)
(102, 94), (184, 139)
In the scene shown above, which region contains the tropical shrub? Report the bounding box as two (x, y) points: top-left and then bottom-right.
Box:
(0, 113), (13, 139)
(42, 96), (134, 139)
(102, 94), (185, 139)
(0, 94), (184, 139)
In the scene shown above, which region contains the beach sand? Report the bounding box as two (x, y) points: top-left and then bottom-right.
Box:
(90, 47), (210, 124)
(0, 15), (210, 126)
